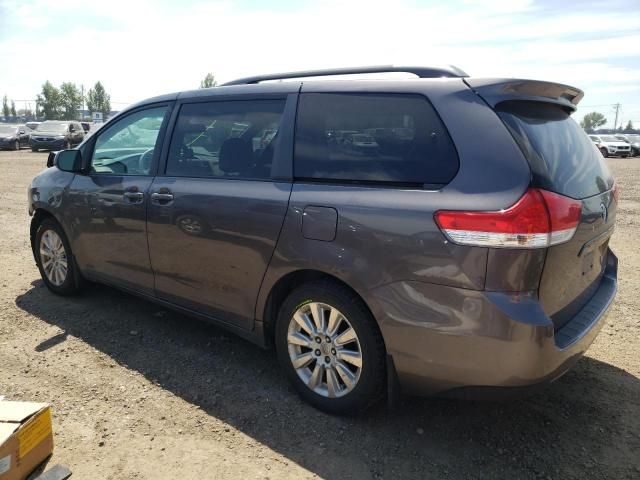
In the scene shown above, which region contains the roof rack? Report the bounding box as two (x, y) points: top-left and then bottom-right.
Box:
(221, 65), (468, 86)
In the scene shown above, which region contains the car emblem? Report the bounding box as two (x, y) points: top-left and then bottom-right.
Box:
(600, 203), (608, 223)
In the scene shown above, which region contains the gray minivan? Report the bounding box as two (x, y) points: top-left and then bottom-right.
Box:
(28, 66), (618, 414)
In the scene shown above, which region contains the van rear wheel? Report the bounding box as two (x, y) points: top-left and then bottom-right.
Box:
(275, 281), (386, 415)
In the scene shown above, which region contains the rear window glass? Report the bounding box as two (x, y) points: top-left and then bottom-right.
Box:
(497, 101), (613, 199)
(294, 93), (459, 187)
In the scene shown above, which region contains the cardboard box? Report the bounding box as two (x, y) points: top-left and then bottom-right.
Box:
(0, 402), (53, 480)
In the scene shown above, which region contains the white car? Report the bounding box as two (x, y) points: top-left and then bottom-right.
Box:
(589, 134), (631, 158)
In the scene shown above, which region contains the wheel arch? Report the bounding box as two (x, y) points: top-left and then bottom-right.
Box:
(260, 269), (383, 348)
(30, 208), (58, 256)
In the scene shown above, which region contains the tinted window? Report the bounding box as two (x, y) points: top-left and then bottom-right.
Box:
(166, 99), (286, 180)
(90, 106), (167, 175)
(497, 102), (613, 199)
(294, 93), (458, 186)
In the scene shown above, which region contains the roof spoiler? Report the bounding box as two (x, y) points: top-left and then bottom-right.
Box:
(464, 78), (584, 112)
(222, 65), (468, 86)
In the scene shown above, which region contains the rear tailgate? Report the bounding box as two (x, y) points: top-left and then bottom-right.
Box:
(469, 79), (616, 329)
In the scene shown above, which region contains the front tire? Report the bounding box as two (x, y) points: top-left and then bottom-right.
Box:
(14, 140), (20, 151)
(34, 218), (83, 295)
(275, 281), (386, 415)
(600, 147), (608, 158)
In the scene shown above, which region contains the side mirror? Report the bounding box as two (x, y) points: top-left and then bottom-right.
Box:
(48, 150), (83, 172)
(19, 130), (25, 134)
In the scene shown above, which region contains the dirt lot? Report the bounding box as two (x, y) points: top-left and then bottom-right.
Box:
(0, 150), (639, 479)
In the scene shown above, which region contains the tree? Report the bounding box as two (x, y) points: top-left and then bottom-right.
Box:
(10, 101), (16, 117)
(200, 73), (217, 88)
(37, 81), (62, 119)
(624, 120), (634, 133)
(59, 82), (82, 120)
(580, 111), (607, 131)
(86, 81), (111, 118)
(2, 95), (9, 118)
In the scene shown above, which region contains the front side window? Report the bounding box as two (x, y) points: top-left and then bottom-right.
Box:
(166, 99), (286, 180)
(90, 106), (168, 175)
(294, 93), (459, 186)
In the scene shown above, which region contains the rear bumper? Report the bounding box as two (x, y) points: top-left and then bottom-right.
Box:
(371, 249), (617, 397)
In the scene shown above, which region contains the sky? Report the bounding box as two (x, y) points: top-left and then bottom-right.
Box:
(0, 0), (639, 127)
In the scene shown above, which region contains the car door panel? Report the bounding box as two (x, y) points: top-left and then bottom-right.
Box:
(147, 178), (292, 329)
(67, 174), (155, 293)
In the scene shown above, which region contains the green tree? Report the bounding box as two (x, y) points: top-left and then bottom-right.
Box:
(580, 111), (607, 131)
(37, 81), (62, 119)
(624, 120), (634, 133)
(86, 81), (112, 118)
(10, 100), (16, 117)
(60, 82), (82, 120)
(2, 95), (9, 118)
(199, 72), (217, 88)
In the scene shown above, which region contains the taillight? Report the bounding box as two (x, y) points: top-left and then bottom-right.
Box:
(434, 188), (582, 248)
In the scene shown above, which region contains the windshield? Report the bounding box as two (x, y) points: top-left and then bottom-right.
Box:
(625, 135), (640, 142)
(36, 122), (68, 133)
(600, 135), (620, 142)
(0, 125), (17, 135)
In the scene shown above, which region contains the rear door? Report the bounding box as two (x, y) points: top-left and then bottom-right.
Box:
(146, 94), (296, 330)
(496, 100), (616, 329)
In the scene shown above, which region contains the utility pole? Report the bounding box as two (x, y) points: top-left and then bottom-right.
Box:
(613, 103), (621, 131)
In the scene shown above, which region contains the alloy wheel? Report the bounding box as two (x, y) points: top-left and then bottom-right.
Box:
(287, 302), (363, 398)
(39, 230), (68, 287)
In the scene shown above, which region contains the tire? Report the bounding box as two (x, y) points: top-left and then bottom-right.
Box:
(622, 155), (629, 158)
(31, 147), (38, 152)
(275, 280), (386, 415)
(14, 140), (20, 151)
(34, 218), (83, 295)
(600, 147), (608, 158)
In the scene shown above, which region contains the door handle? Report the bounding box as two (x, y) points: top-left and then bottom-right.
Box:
(151, 192), (174, 205)
(123, 191), (144, 203)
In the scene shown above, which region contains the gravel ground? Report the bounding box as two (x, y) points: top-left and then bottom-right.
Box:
(1, 150), (639, 480)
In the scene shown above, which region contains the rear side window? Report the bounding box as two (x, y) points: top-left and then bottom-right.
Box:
(166, 99), (285, 180)
(497, 102), (613, 199)
(294, 93), (459, 187)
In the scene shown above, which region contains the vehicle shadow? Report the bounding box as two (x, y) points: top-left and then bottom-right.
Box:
(15, 281), (640, 479)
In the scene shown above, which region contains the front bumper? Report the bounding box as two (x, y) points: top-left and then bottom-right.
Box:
(30, 138), (66, 150)
(0, 139), (17, 149)
(371, 249), (618, 397)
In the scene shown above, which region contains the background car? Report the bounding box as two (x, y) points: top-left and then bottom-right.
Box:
(615, 134), (640, 156)
(30, 120), (85, 152)
(0, 124), (31, 150)
(589, 134), (631, 157)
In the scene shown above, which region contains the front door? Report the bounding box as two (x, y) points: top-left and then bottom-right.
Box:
(67, 105), (170, 294)
(147, 97), (292, 329)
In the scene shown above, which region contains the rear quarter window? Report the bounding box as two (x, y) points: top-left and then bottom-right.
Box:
(294, 93), (459, 187)
(497, 101), (613, 199)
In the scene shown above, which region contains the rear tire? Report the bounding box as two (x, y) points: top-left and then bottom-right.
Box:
(34, 218), (83, 295)
(275, 280), (386, 415)
(600, 147), (608, 158)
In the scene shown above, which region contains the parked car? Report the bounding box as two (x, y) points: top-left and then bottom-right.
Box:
(343, 133), (380, 155)
(28, 66), (618, 414)
(614, 134), (640, 156)
(588, 134), (631, 157)
(30, 120), (85, 152)
(0, 124), (31, 150)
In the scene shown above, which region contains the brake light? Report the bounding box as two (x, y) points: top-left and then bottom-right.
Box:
(434, 188), (582, 248)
